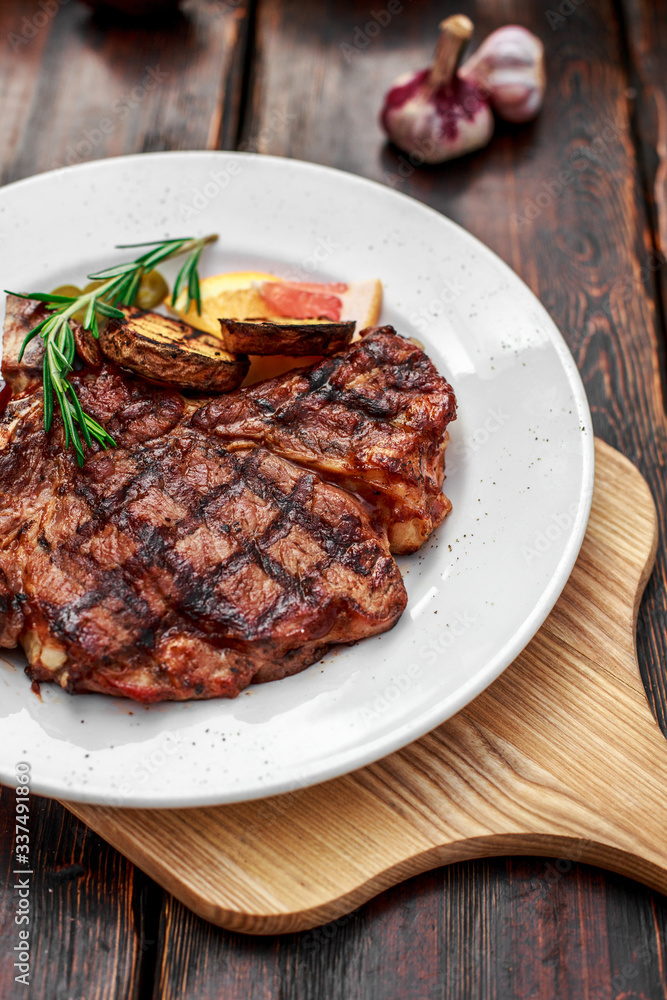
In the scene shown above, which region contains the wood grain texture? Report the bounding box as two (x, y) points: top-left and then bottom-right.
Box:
(63, 440), (664, 935)
(0, 787), (161, 1000)
(0, 0), (252, 186)
(151, 857), (667, 1000)
(621, 0), (667, 355)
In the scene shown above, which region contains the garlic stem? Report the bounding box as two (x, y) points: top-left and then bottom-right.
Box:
(429, 14), (474, 88)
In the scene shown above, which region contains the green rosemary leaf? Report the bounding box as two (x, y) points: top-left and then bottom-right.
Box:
(124, 267), (143, 306)
(87, 262), (139, 281)
(54, 315), (69, 353)
(67, 388), (92, 448)
(85, 416), (115, 449)
(84, 297), (97, 329)
(94, 300), (125, 320)
(171, 256), (191, 307)
(50, 339), (72, 374)
(12, 232), (216, 463)
(137, 243), (187, 271)
(188, 264), (200, 315)
(5, 291), (76, 304)
(60, 393), (71, 450)
(46, 342), (67, 394)
(59, 384), (84, 463)
(115, 238), (189, 249)
(68, 398), (116, 450)
(108, 272), (135, 306)
(190, 247), (204, 314)
(17, 317), (49, 362)
(99, 273), (129, 300)
(62, 322), (76, 368)
(43, 361), (53, 432)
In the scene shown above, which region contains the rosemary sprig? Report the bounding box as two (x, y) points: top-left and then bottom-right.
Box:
(6, 234), (218, 466)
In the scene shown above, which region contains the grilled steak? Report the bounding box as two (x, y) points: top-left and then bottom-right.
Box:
(0, 362), (407, 701)
(1, 295), (50, 394)
(1, 293), (102, 395)
(1, 295), (456, 702)
(192, 327), (457, 553)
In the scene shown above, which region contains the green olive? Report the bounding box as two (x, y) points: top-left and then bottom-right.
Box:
(135, 269), (170, 311)
(50, 284), (82, 299)
(82, 280), (108, 296)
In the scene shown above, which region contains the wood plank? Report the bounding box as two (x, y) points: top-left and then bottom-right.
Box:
(153, 860), (667, 1000)
(0, 0), (253, 185)
(0, 787), (160, 1000)
(152, 871), (452, 1000)
(620, 0), (667, 352)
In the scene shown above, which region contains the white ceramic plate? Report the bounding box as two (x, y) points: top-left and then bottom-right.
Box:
(0, 152), (593, 807)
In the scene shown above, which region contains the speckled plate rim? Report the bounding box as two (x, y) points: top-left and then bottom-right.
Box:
(0, 151), (594, 807)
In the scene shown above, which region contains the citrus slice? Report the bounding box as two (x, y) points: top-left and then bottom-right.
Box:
(168, 271), (282, 336)
(169, 273), (383, 337)
(258, 282), (344, 322)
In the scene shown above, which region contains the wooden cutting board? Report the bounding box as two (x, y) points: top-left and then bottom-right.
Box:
(62, 438), (665, 935)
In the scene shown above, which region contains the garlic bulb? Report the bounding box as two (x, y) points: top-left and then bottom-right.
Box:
(380, 15), (494, 165)
(459, 25), (545, 124)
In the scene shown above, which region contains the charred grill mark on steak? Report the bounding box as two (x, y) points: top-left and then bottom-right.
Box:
(192, 326), (457, 553)
(70, 441), (394, 641)
(0, 353), (407, 700)
(0, 296), (457, 702)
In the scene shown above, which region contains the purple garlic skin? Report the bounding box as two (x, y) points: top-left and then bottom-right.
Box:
(459, 25), (545, 124)
(380, 69), (494, 165)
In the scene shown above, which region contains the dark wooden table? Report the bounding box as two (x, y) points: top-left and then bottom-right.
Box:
(1, 1), (667, 997)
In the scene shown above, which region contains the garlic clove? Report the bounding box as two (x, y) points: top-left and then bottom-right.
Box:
(380, 15), (494, 165)
(458, 25), (545, 124)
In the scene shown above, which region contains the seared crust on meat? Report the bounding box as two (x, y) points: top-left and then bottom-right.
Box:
(2, 295), (102, 394)
(72, 320), (103, 368)
(100, 306), (249, 392)
(218, 318), (356, 356)
(1, 293), (455, 702)
(193, 326), (457, 553)
(0, 366), (407, 702)
(2, 295), (49, 393)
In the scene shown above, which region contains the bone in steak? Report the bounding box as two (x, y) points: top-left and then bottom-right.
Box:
(0, 297), (456, 701)
(0, 360), (406, 700)
(1, 294), (102, 395)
